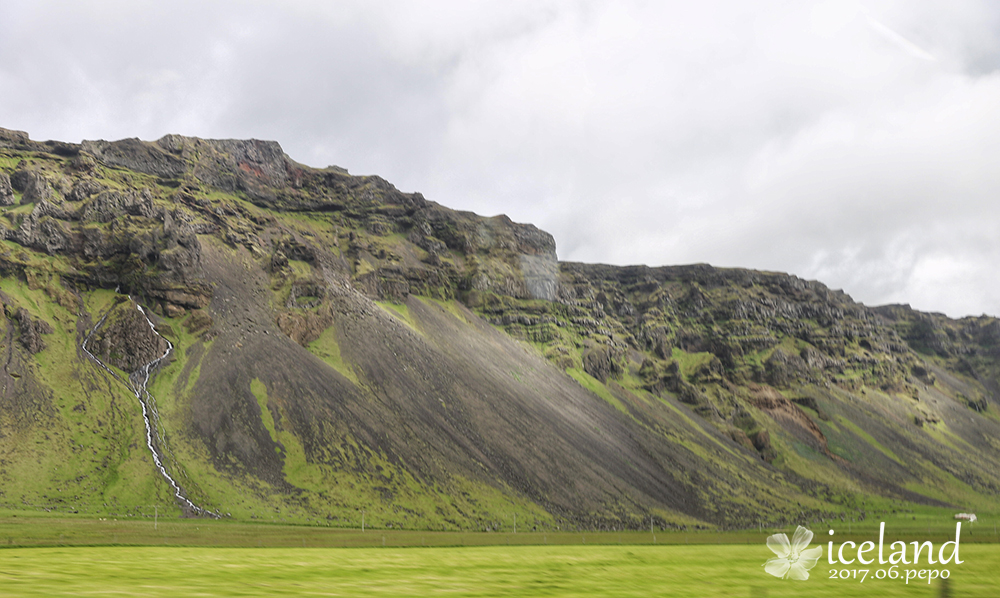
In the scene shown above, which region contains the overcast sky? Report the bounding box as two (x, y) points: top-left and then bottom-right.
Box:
(2, 1), (1000, 317)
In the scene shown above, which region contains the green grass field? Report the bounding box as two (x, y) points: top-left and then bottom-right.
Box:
(0, 513), (997, 596)
(2, 503), (997, 548)
(0, 544), (996, 597)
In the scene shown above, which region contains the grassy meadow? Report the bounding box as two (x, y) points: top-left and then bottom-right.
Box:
(0, 511), (997, 596)
(0, 543), (996, 597)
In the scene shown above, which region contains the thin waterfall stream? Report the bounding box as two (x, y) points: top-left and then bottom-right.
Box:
(82, 298), (215, 517)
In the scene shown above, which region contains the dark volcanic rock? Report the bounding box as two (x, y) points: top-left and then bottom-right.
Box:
(764, 348), (807, 387)
(79, 188), (157, 222)
(20, 171), (54, 204)
(14, 307), (53, 353)
(183, 137), (294, 192)
(82, 134), (299, 200)
(0, 128), (32, 150)
(583, 344), (624, 382)
(66, 179), (104, 202)
(10, 166), (56, 204)
(9, 202), (73, 254)
(89, 302), (169, 372)
(0, 171), (14, 206)
(81, 137), (187, 178)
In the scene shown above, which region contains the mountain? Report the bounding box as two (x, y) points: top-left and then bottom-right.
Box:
(0, 127), (997, 531)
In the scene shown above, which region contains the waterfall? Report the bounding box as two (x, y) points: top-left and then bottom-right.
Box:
(82, 298), (216, 517)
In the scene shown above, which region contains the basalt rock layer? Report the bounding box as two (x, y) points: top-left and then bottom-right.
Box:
(0, 127), (998, 530)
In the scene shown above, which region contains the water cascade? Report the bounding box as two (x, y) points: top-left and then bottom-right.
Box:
(83, 298), (215, 517)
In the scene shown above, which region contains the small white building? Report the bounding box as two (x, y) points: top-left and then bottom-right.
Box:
(954, 513), (977, 523)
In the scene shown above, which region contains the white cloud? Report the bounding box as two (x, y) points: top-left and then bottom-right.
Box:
(2, 0), (1000, 316)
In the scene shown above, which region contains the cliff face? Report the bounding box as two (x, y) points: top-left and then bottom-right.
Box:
(0, 127), (997, 530)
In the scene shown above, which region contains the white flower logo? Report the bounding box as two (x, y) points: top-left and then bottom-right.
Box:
(764, 525), (823, 580)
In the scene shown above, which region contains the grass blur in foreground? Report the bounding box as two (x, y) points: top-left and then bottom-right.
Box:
(0, 544), (995, 597)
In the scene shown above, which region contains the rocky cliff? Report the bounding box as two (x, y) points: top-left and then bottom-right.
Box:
(0, 127), (997, 530)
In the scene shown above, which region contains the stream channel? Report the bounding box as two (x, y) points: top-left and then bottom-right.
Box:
(82, 298), (214, 517)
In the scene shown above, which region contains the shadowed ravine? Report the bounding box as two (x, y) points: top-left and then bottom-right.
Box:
(82, 298), (214, 517)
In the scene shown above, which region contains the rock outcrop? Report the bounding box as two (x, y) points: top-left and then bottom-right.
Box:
(87, 301), (169, 372)
(13, 307), (53, 354)
(0, 171), (14, 206)
(11, 168), (54, 204)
